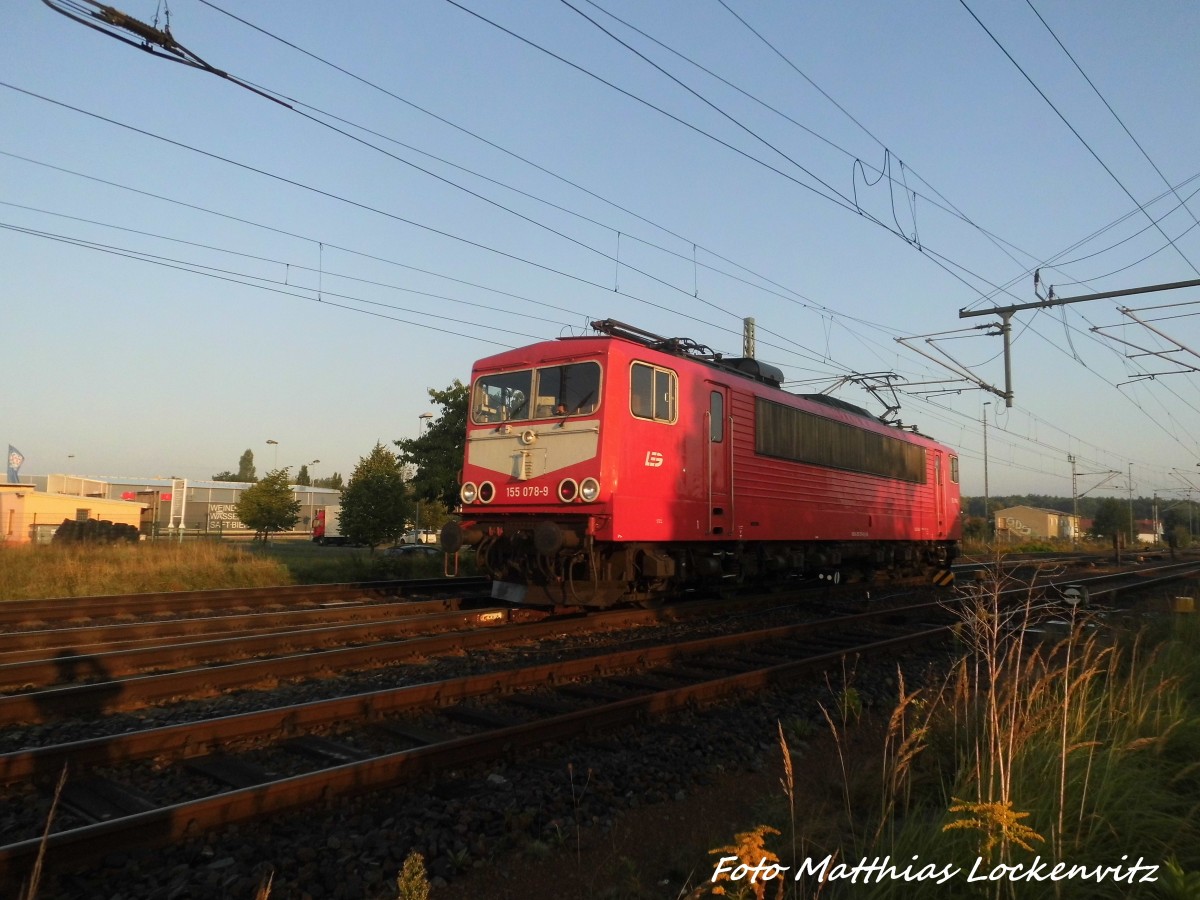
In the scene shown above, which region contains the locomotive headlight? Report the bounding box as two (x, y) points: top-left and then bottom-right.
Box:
(580, 477), (601, 502)
(557, 478), (578, 502)
(478, 481), (496, 503)
(460, 482), (478, 504)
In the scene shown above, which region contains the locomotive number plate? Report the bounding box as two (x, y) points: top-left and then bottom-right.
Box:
(506, 485), (550, 498)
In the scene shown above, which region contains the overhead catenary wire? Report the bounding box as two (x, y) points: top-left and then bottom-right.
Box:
(194, 0), (1197, 373)
(438, 0), (1014, 304)
(187, 0), (907, 353)
(714, 0), (1200, 314)
(16, 1), (1200, 494)
(0, 221), (526, 346)
(956, 0), (1200, 290)
(1024, 0), (1200, 241)
(0, 149), (598, 321)
(68, 0), (1148, 393)
(2, 78), (886, 379)
(0, 148), (849, 384)
(0, 200), (576, 327)
(0, 82), (757, 347)
(208, 0), (1018, 312)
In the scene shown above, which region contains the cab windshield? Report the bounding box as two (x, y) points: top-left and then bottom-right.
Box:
(472, 361), (601, 424)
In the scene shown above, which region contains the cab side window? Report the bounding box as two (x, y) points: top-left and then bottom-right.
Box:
(710, 391), (724, 442)
(631, 362), (677, 423)
(533, 361), (601, 418)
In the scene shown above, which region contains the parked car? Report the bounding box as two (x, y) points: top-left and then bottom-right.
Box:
(384, 544), (441, 557)
(400, 529), (440, 545)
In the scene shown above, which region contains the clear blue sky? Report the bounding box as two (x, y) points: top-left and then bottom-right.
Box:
(5, 0), (1200, 501)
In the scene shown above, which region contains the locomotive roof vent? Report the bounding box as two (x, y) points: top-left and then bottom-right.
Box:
(590, 318), (784, 385)
(719, 357), (784, 387)
(802, 393), (875, 419)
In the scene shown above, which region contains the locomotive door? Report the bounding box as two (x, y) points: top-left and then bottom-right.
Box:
(705, 382), (733, 536)
(934, 451), (945, 534)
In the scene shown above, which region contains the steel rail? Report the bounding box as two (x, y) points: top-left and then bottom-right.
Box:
(0, 598), (470, 659)
(0, 578), (487, 626)
(0, 598), (756, 724)
(0, 606), (519, 691)
(1070, 564), (1200, 601)
(0, 620), (952, 887)
(0, 588), (888, 724)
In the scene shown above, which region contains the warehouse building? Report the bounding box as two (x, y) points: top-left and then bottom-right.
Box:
(0, 482), (145, 544)
(1, 475), (340, 544)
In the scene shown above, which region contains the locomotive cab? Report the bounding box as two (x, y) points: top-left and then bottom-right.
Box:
(444, 342), (619, 604)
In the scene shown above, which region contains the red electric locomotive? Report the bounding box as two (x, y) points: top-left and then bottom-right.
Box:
(441, 320), (961, 606)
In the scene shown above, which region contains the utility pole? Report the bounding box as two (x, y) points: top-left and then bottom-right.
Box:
(1128, 463), (1135, 546)
(958, 276), (1200, 405)
(1069, 454), (1078, 550)
(982, 403), (991, 541)
(1070, 460), (1122, 547)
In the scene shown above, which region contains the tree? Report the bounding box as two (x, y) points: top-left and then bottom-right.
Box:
(236, 468), (300, 541)
(340, 443), (411, 550)
(237, 449), (258, 483)
(214, 449), (259, 483)
(415, 498), (452, 535)
(296, 464), (312, 486)
(314, 472), (344, 490)
(961, 515), (988, 542)
(1089, 497), (1131, 543)
(395, 381), (467, 512)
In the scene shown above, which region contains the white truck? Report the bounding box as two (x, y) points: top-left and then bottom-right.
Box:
(312, 505), (346, 545)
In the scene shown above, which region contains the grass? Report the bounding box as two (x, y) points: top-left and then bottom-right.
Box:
(265, 541), (476, 585)
(0, 539), (474, 602)
(960, 537), (1121, 556)
(689, 567), (1200, 899)
(0, 541), (291, 600)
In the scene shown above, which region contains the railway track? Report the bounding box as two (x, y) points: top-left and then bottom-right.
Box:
(0, 603), (519, 706)
(0, 557), (1187, 726)
(0, 582), (929, 727)
(2, 557), (1195, 896)
(0, 600), (955, 889)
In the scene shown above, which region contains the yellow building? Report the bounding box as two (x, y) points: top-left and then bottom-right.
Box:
(993, 505), (1079, 543)
(0, 483), (145, 545)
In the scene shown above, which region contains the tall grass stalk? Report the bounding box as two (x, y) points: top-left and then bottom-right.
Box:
(817, 701), (853, 844)
(20, 765), (68, 900)
(701, 570), (1199, 899)
(777, 721), (796, 870)
(851, 571), (1200, 898)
